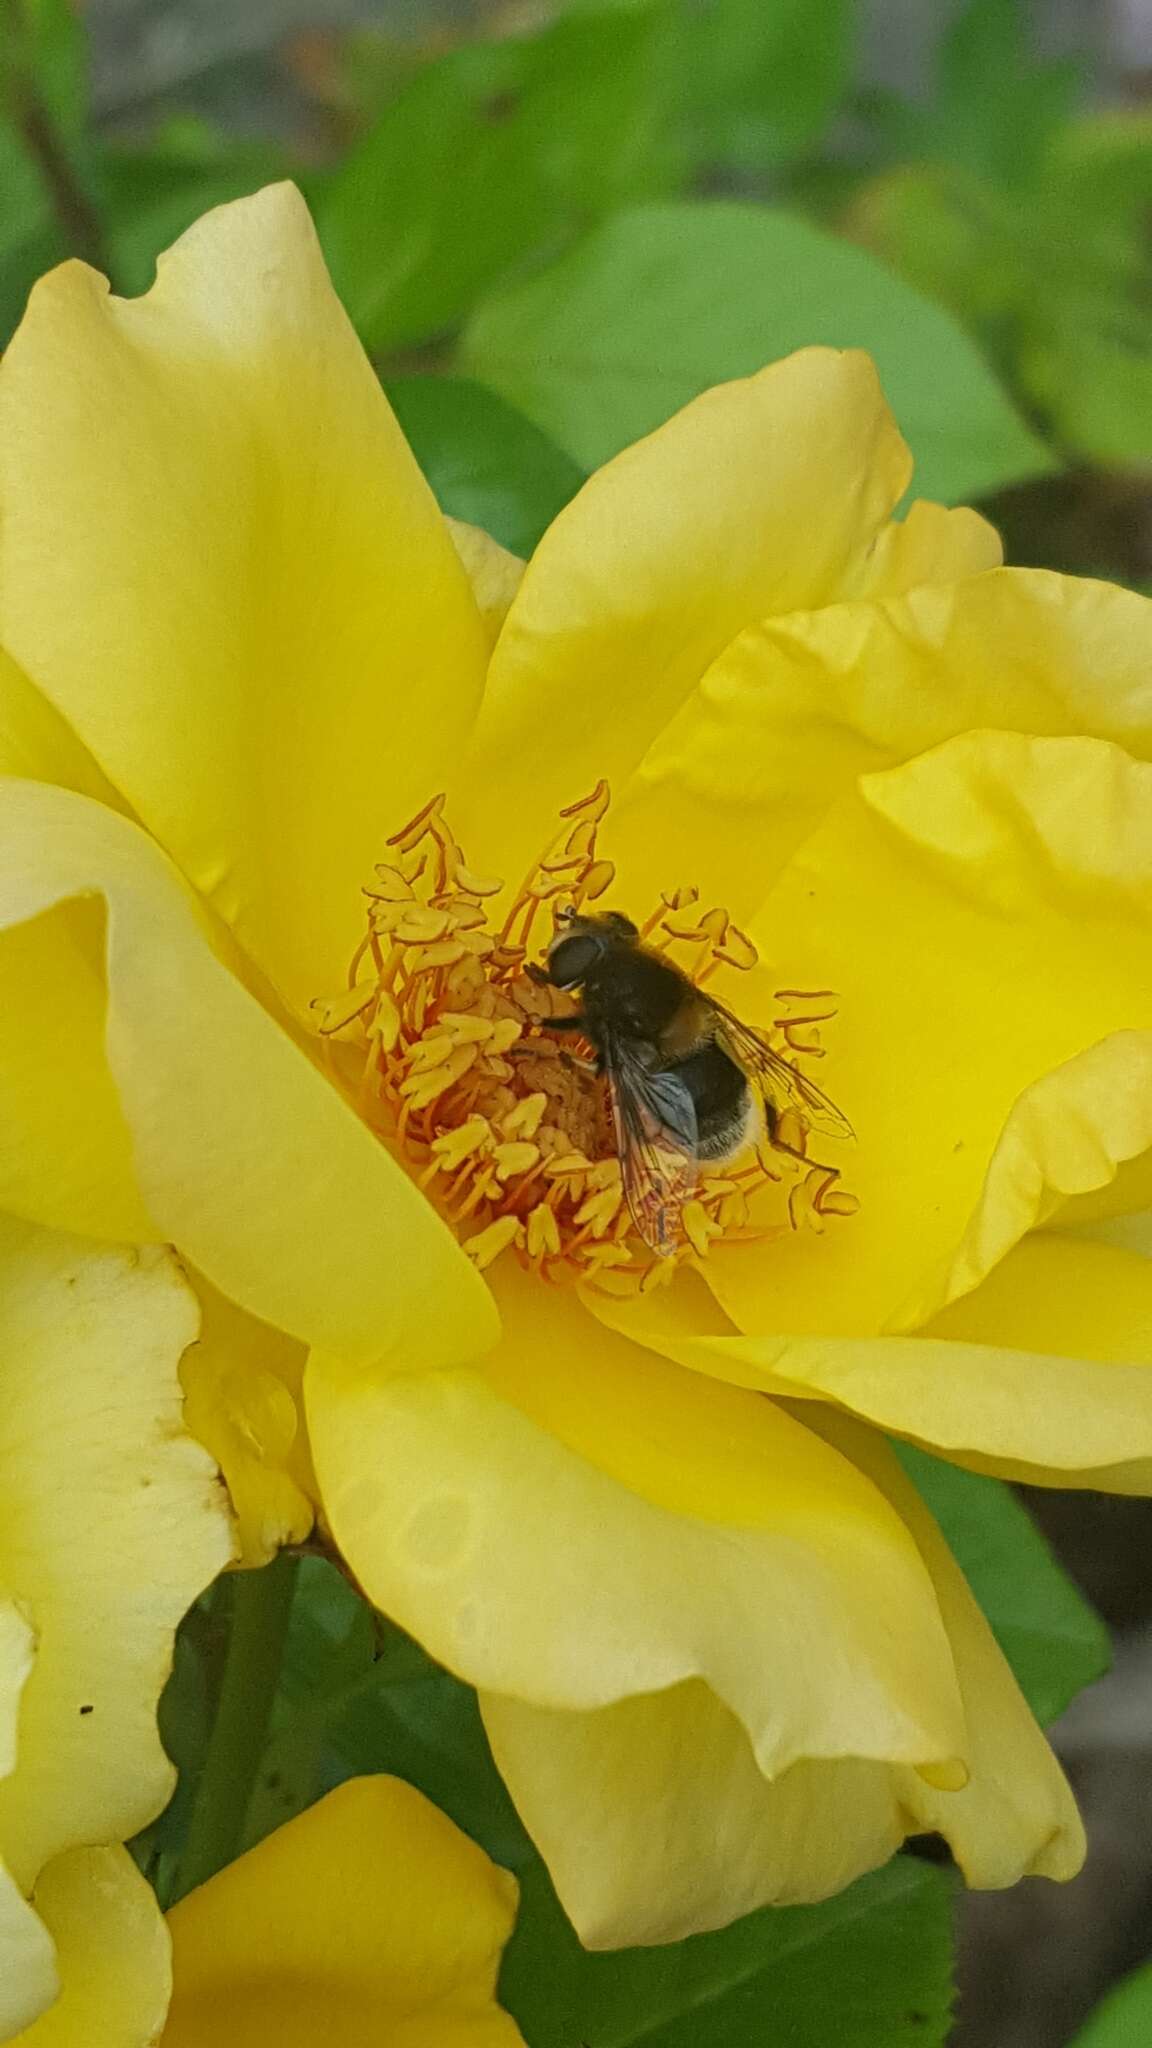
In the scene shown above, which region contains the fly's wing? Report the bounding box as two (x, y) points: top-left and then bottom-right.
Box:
(602, 1028), (699, 1258)
(709, 1000), (855, 1143)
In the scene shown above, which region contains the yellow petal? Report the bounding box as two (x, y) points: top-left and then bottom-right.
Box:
(947, 1201), (1152, 1367)
(485, 1410), (1082, 1946)
(0, 184), (489, 1012)
(308, 1269), (964, 1780)
(705, 733), (1152, 1340)
(179, 1279), (314, 1569)
(163, 1778), (523, 2048)
(607, 567), (1152, 922)
(840, 498), (1003, 600)
(0, 901), (157, 1245)
(458, 348), (910, 880)
(915, 1232), (1152, 1489)
(0, 645), (122, 803)
(1068, 1205), (1152, 1257)
(10, 1847), (171, 2047)
(0, 1604), (55, 2038)
(0, 1216), (230, 2035)
(666, 1229), (1152, 1506)
(0, 1865), (57, 2039)
(481, 1681), (902, 1945)
(810, 1410), (1084, 1886)
(0, 780), (495, 1368)
(0, 638), (150, 1246)
(446, 520), (525, 648)
(927, 1031), (1152, 1327)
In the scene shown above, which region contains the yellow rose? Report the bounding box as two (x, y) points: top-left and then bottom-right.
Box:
(0, 1219), (231, 2038)
(1, 182), (1150, 1947)
(12, 1778), (523, 2046)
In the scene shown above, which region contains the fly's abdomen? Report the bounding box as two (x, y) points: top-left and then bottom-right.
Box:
(664, 1042), (762, 1162)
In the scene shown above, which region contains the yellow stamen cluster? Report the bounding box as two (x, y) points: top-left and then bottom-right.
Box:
(313, 787), (857, 1292)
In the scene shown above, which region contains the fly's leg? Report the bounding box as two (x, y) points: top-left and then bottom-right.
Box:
(512, 1012), (602, 1076)
(541, 1012), (601, 1075)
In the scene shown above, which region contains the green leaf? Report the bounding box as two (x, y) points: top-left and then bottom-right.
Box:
(323, 1653), (532, 1873)
(1050, 109), (1152, 217)
(1069, 1960), (1152, 2047)
(853, 146), (1152, 468)
(385, 375), (586, 556)
(315, 2), (680, 355)
(896, 1445), (1110, 1725)
(683, 0), (853, 175)
(933, 0), (1082, 185)
(501, 1856), (954, 2047)
(459, 200), (1055, 503)
(1025, 317), (1152, 468)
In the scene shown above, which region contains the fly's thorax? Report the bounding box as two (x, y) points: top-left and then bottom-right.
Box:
(581, 944), (691, 1043)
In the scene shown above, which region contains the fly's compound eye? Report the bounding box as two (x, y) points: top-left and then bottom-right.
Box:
(546, 932), (602, 988)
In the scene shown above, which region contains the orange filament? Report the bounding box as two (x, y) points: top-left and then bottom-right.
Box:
(312, 787), (858, 1292)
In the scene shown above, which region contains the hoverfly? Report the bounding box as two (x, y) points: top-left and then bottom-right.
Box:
(527, 909), (853, 1256)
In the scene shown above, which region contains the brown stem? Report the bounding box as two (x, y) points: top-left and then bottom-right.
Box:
(1, 0), (110, 274)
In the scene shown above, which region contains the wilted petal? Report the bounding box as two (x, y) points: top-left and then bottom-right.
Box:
(179, 1280), (314, 1569)
(0, 1216), (231, 2035)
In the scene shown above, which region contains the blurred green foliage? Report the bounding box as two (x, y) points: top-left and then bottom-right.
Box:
(5, 0), (1150, 527)
(1070, 1957), (1152, 2046)
(4, 1), (1143, 2039)
(7, 0), (1149, 533)
(848, 1), (1152, 470)
(458, 198), (1052, 499)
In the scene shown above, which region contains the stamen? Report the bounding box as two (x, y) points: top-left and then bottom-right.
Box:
(312, 787), (858, 1290)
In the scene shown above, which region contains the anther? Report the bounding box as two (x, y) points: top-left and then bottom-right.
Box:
(315, 786), (857, 1289)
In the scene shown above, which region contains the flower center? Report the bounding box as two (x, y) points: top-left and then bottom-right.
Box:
(313, 786), (858, 1293)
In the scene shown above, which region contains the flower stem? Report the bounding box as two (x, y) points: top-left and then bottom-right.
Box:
(172, 1556), (299, 1903)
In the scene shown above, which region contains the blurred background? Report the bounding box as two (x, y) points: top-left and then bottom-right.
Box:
(3, 2), (1152, 2042)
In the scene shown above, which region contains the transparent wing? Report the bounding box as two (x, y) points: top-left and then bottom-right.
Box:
(602, 1029), (699, 1258)
(709, 1000), (855, 1143)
